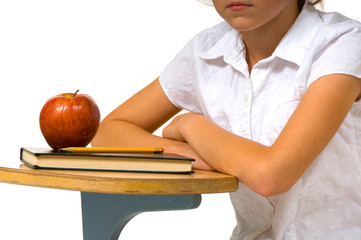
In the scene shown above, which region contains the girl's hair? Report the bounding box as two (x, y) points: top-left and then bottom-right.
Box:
(299, 0), (323, 10)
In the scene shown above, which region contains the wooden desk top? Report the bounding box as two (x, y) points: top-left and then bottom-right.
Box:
(0, 165), (239, 195)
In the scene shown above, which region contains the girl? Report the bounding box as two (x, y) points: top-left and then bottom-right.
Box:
(92, 0), (361, 239)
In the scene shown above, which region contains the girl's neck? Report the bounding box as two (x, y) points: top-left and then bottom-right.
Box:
(242, 2), (300, 73)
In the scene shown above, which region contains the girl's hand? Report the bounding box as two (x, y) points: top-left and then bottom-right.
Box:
(162, 113), (214, 170)
(162, 112), (200, 142)
(162, 112), (204, 142)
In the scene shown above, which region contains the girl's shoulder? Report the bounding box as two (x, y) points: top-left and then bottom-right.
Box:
(189, 21), (240, 58)
(302, 7), (361, 61)
(315, 9), (361, 39)
(199, 21), (233, 36)
(318, 9), (361, 26)
(305, 9), (361, 90)
(191, 22), (234, 47)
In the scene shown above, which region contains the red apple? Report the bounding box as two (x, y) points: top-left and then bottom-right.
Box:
(39, 90), (101, 150)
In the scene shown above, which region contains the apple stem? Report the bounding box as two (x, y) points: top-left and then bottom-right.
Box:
(73, 89), (79, 97)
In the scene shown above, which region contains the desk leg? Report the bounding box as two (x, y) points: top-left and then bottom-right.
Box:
(81, 192), (202, 240)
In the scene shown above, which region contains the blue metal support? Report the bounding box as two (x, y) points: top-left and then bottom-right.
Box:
(81, 192), (202, 240)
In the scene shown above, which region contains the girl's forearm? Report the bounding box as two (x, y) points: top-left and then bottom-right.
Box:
(163, 112), (302, 196)
(92, 119), (181, 150)
(174, 114), (273, 193)
(91, 119), (212, 169)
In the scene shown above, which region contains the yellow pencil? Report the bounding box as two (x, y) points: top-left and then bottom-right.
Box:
(60, 147), (164, 153)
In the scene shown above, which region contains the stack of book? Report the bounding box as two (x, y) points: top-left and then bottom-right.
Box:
(20, 147), (194, 174)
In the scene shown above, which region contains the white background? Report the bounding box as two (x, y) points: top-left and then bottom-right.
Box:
(0, 0), (360, 239)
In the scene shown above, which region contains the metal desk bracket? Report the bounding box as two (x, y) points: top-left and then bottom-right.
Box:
(81, 192), (202, 240)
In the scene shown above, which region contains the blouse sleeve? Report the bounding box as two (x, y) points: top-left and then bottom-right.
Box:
(159, 36), (201, 114)
(307, 20), (361, 88)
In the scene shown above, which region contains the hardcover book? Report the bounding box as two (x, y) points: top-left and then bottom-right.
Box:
(20, 147), (194, 174)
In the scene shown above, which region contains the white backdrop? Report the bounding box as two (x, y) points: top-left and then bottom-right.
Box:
(0, 0), (360, 239)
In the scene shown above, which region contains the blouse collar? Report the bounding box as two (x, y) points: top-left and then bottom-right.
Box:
(198, 4), (323, 68)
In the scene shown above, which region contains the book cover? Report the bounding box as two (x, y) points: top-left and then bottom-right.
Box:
(20, 147), (194, 174)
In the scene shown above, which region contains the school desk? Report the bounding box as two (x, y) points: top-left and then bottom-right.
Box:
(0, 165), (238, 240)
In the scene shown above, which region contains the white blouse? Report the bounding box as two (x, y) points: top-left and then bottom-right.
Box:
(159, 4), (361, 240)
